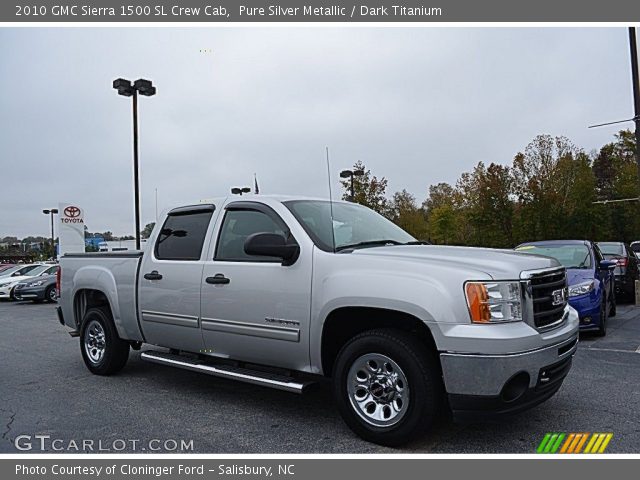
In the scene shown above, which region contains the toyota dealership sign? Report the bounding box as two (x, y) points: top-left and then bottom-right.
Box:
(58, 202), (85, 256)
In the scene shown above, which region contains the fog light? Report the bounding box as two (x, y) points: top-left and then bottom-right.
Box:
(500, 371), (530, 403)
(582, 316), (592, 324)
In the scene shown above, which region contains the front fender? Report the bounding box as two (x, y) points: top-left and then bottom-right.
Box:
(309, 269), (466, 374)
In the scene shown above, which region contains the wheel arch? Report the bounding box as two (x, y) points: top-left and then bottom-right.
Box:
(320, 306), (439, 377)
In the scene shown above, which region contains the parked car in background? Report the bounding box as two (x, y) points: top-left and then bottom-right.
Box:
(515, 240), (615, 336)
(596, 242), (640, 302)
(630, 241), (640, 257)
(0, 264), (57, 300)
(0, 264), (16, 274)
(14, 266), (58, 303)
(0, 264), (41, 279)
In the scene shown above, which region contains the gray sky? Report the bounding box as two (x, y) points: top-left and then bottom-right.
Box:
(0, 27), (634, 237)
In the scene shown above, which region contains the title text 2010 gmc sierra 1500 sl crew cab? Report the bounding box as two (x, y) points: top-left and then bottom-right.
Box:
(57, 196), (579, 446)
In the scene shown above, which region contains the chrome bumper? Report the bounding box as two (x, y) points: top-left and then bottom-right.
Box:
(440, 333), (578, 396)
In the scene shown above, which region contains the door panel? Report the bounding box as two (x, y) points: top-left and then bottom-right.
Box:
(200, 261), (311, 370)
(138, 205), (216, 352)
(139, 260), (206, 351)
(200, 204), (312, 371)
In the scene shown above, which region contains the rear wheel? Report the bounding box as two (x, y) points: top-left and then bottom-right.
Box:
(332, 329), (442, 446)
(80, 307), (129, 375)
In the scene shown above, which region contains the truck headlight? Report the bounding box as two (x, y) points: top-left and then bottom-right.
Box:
(568, 280), (594, 297)
(465, 281), (523, 323)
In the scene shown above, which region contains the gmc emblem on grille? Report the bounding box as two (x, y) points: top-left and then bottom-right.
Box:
(552, 289), (565, 306)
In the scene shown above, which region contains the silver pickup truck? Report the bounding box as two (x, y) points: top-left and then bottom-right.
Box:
(57, 195), (579, 446)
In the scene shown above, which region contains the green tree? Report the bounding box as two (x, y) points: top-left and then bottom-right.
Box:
(456, 162), (514, 247)
(340, 160), (388, 214)
(142, 222), (156, 239)
(388, 190), (429, 240)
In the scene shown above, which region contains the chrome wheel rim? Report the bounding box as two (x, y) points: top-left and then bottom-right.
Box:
(84, 320), (106, 364)
(347, 353), (410, 427)
(48, 288), (56, 301)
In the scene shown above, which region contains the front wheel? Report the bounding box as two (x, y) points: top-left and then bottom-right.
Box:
(332, 329), (442, 446)
(609, 288), (616, 317)
(596, 298), (608, 337)
(45, 285), (57, 303)
(80, 307), (129, 375)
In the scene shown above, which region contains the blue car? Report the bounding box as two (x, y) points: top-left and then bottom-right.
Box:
(515, 240), (616, 336)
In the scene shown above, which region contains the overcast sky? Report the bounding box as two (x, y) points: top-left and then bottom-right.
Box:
(0, 27), (635, 237)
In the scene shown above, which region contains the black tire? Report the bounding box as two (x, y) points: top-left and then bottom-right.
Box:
(44, 285), (57, 303)
(596, 297), (608, 337)
(80, 307), (129, 375)
(332, 328), (442, 447)
(609, 288), (616, 317)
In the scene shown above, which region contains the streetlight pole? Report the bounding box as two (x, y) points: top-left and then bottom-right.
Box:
(629, 27), (640, 186)
(113, 78), (157, 250)
(132, 87), (141, 250)
(340, 168), (365, 202)
(42, 208), (58, 260)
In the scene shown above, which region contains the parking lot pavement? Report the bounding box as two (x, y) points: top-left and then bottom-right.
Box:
(1, 301), (639, 454)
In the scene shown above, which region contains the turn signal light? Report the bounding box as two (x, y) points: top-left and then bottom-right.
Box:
(465, 282), (490, 323)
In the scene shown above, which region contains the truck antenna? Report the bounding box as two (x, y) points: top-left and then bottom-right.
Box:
(326, 146), (336, 253)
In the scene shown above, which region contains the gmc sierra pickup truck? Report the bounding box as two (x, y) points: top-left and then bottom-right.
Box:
(57, 195), (579, 446)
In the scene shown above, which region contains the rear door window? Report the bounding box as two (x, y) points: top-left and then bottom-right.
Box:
(155, 208), (214, 261)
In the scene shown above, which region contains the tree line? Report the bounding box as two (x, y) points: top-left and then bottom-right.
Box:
(341, 130), (640, 248)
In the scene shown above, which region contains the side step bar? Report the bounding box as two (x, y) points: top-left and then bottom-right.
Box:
(140, 350), (312, 394)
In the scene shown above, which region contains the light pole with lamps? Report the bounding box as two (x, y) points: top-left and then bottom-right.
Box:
(340, 168), (365, 202)
(112, 77), (157, 250)
(42, 208), (58, 260)
(231, 187), (251, 196)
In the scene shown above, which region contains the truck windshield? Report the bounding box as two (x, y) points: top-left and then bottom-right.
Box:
(284, 200), (415, 252)
(515, 244), (592, 269)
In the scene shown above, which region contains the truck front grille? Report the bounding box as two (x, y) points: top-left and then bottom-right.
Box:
(529, 269), (568, 328)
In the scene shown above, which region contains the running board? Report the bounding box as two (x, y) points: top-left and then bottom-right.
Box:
(140, 350), (312, 394)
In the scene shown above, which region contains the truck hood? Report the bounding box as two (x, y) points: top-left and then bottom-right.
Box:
(351, 245), (561, 279)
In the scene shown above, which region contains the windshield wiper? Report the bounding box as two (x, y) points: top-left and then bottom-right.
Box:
(335, 239), (403, 252)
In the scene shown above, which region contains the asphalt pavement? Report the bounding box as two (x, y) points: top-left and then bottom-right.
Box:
(1, 300), (639, 453)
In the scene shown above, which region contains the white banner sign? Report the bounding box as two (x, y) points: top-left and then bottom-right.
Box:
(58, 203), (85, 256)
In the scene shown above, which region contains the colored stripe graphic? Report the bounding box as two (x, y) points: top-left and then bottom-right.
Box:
(537, 433), (613, 454)
(584, 433), (599, 453)
(574, 433), (590, 453)
(537, 433), (552, 453)
(598, 433), (613, 453)
(560, 433), (576, 453)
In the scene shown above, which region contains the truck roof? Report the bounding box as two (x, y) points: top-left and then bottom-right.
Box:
(197, 194), (349, 205)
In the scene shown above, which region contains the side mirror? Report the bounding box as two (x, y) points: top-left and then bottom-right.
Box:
(244, 233), (300, 266)
(599, 260), (616, 270)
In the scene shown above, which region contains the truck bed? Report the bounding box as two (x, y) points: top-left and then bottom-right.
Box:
(59, 251), (145, 341)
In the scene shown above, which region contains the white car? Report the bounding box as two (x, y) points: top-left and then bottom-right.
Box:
(0, 264), (57, 300)
(0, 264), (42, 279)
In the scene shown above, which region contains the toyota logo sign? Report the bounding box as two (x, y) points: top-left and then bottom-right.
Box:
(64, 206), (81, 218)
(60, 205), (84, 225)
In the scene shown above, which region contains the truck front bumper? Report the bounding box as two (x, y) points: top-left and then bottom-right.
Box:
(440, 332), (578, 415)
